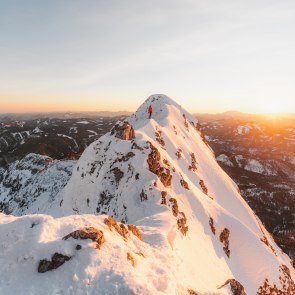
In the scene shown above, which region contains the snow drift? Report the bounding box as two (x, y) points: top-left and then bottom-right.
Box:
(0, 94), (294, 295)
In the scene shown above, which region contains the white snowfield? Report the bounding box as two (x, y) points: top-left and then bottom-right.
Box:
(0, 95), (294, 295)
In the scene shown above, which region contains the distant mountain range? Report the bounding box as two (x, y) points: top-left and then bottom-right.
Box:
(1, 110), (294, 122)
(0, 111), (132, 121)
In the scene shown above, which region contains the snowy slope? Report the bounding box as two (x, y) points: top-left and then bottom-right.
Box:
(0, 95), (294, 295)
(0, 153), (75, 216)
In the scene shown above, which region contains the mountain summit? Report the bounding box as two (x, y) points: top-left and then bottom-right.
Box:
(0, 94), (294, 295)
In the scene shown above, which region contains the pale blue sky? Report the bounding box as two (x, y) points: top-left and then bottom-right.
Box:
(0, 0), (294, 113)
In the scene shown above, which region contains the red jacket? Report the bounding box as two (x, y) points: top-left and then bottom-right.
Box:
(148, 105), (153, 113)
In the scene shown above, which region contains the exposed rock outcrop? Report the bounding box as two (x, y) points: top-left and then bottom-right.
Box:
(104, 216), (143, 241)
(176, 148), (182, 159)
(104, 216), (129, 240)
(111, 121), (135, 140)
(147, 143), (172, 187)
(188, 153), (197, 172)
(219, 279), (246, 295)
(128, 224), (143, 241)
(63, 227), (105, 249)
(209, 217), (216, 235)
(161, 191), (168, 205)
(169, 198), (188, 235)
(199, 180), (208, 195)
(220, 228), (231, 258)
(38, 253), (71, 273)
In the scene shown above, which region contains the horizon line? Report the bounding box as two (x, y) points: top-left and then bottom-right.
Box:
(0, 110), (294, 116)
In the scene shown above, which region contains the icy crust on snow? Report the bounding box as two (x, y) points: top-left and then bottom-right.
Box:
(1, 95), (295, 294)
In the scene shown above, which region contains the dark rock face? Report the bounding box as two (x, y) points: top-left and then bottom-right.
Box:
(140, 189), (148, 201)
(188, 153), (197, 172)
(161, 191), (167, 205)
(155, 130), (165, 147)
(209, 217), (216, 235)
(220, 279), (246, 295)
(199, 180), (208, 195)
(168, 197), (188, 235)
(220, 228), (231, 258)
(177, 212), (188, 236)
(111, 121), (135, 140)
(180, 178), (189, 190)
(147, 143), (172, 187)
(169, 198), (179, 217)
(63, 227), (105, 249)
(111, 167), (124, 184)
(38, 253), (71, 273)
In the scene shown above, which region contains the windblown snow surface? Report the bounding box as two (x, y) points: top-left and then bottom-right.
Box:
(0, 95), (294, 295)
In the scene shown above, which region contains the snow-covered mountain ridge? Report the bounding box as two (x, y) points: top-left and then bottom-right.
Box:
(0, 153), (75, 215)
(0, 95), (294, 295)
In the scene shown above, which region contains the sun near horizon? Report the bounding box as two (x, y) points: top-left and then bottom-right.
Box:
(1, 94), (294, 117)
(0, 1), (294, 115)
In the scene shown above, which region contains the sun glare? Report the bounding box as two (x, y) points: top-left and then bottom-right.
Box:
(256, 99), (289, 116)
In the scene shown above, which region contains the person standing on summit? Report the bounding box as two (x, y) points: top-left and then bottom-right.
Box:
(148, 104), (153, 119)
